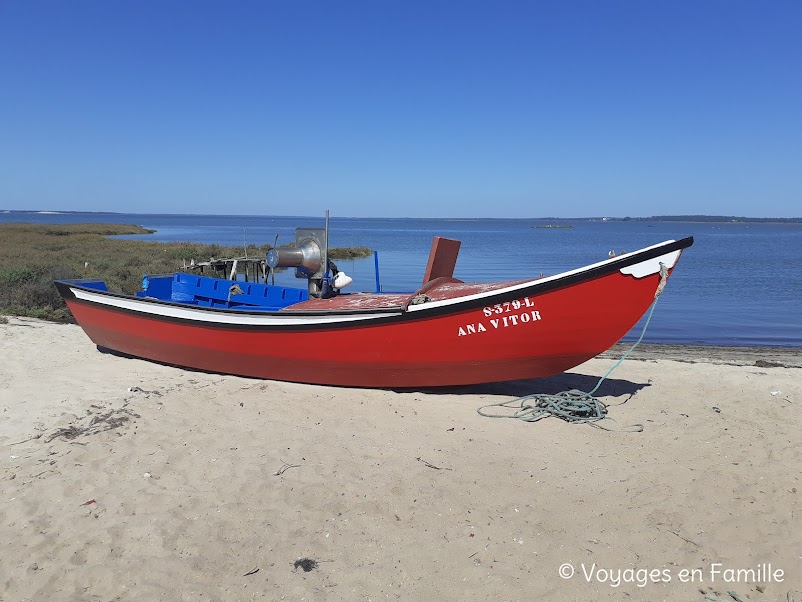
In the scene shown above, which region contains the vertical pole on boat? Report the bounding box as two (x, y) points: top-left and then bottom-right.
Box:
(324, 209), (329, 269)
(323, 209), (329, 291)
(374, 250), (381, 293)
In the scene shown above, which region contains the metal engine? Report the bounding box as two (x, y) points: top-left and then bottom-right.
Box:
(265, 211), (352, 298)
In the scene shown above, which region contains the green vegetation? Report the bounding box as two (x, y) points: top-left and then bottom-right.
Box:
(0, 223), (371, 322)
(329, 246), (372, 259)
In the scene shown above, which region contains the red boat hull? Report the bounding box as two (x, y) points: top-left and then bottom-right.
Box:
(58, 238), (691, 387)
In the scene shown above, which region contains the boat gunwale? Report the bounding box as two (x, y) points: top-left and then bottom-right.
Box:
(55, 236), (693, 327)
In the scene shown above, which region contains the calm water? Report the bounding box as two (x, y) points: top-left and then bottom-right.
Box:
(4, 211), (802, 347)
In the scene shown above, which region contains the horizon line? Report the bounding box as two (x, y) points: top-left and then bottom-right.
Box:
(2, 209), (802, 222)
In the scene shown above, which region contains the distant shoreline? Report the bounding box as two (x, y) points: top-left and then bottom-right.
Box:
(592, 215), (802, 224)
(1, 210), (801, 224)
(601, 342), (802, 366)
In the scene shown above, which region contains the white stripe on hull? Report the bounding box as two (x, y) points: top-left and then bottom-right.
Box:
(71, 288), (401, 326)
(406, 243), (681, 312)
(70, 240), (682, 324)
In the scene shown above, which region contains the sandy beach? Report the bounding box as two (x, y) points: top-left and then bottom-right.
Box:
(1, 317), (800, 601)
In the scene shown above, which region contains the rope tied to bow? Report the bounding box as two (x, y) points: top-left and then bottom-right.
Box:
(477, 263), (668, 431)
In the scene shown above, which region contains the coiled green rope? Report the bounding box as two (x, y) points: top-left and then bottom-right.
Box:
(477, 263), (668, 431)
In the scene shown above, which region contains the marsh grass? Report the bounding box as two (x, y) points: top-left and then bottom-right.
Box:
(0, 223), (371, 322)
(330, 246), (372, 259)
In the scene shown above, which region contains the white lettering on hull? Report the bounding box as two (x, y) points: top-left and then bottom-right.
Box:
(458, 297), (542, 337)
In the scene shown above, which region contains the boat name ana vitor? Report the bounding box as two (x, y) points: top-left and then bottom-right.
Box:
(56, 213), (694, 388)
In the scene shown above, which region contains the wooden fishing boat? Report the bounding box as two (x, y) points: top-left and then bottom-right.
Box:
(55, 219), (693, 387)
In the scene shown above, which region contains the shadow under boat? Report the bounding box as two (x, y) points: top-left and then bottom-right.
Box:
(97, 345), (649, 400)
(424, 372), (650, 399)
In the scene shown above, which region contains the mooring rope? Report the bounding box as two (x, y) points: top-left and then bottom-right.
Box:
(477, 263), (668, 431)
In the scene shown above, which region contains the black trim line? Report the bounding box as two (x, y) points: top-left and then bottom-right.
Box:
(56, 236), (693, 332)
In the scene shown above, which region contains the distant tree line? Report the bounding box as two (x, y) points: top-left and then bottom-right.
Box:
(597, 215), (802, 224)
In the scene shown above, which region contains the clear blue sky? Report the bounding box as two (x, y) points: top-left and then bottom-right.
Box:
(1, 1), (800, 218)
